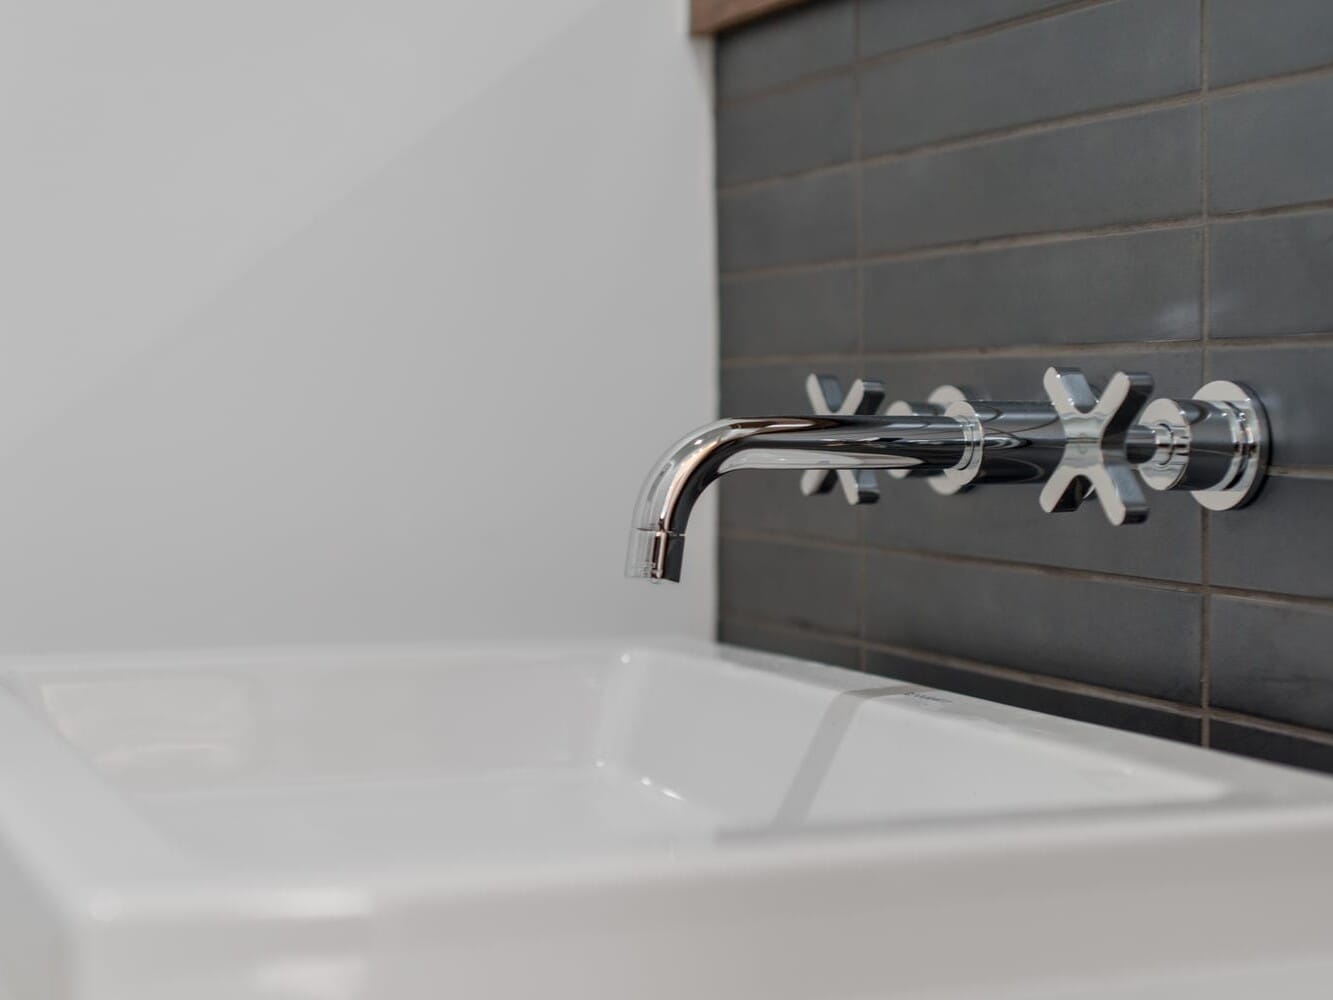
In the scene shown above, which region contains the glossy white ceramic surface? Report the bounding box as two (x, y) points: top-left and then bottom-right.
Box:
(1, 642), (1332, 999)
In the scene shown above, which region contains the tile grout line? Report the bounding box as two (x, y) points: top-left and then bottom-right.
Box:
(853, 0), (870, 665)
(859, 639), (1205, 720)
(719, 611), (1204, 718)
(722, 339), (1203, 366)
(723, 330), (1333, 361)
(720, 198), (1333, 282)
(1208, 709), (1333, 749)
(720, 50), (1333, 199)
(1199, 0), (1212, 747)
(726, 523), (1333, 610)
(714, 0), (1333, 113)
(721, 527), (1206, 592)
(719, 91), (1203, 197)
(715, 0), (1115, 110)
(720, 215), (1205, 277)
(722, 612), (1333, 750)
(720, 0), (1333, 115)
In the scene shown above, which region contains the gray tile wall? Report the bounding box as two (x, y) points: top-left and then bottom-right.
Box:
(714, 0), (1333, 773)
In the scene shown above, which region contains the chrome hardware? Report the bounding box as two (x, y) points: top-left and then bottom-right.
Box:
(886, 386), (969, 494)
(626, 365), (1271, 582)
(1038, 368), (1155, 525)
(800, 375), (886, 504)
(1137, 380), (1268, 510)
(626, 412), (973, 581)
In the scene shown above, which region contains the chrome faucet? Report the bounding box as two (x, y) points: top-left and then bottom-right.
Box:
(626, 367), (1269, 583)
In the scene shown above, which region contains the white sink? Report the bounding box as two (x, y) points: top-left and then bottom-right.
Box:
(1, 642), (1332, 999)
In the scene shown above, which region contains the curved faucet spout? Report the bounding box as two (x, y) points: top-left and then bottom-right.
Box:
(626, 414), (973, 582)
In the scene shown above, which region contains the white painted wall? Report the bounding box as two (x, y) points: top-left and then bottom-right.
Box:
(0, 0), (716, 651)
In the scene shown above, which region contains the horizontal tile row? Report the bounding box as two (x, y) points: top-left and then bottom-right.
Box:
(1207, 476), (1333, 600)
(717, 617), (862, 668)
(718, 104), (1204, 271)
(720, 0), (1333, 99)
(857, 0), (1071, 60)
(863, 550), (1201, 702)
(717, 73), (855, 186)
(718, 471), (1333, 606)
(721, 267), (859, 358)
(861, 647), (1201, 743)
(864, 227), (1201, 350)
(722, 212), (1333, 355)
(863, 105), (1200, 254)
(1210, 210), (1333, 339)
(718, 168), (856, 272)
(1210, 596), (1333, 732)
(1210, 720), (1333, 775)
(717, 615), (1202, 743)
(716, 0), (855, 100)
(1209, 74), (1333, 213)
(719, 536), (860, 636)
(861, 0), (1198, 156)
(1207, 0), (1333, 87)
(719, 536), (1203, 702)
(719, 76), (1333, 272)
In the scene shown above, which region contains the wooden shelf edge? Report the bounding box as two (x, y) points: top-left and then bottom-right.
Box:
(691, 0), (814, 35)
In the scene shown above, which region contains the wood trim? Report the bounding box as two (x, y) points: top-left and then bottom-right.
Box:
(690, 0), (815, 35)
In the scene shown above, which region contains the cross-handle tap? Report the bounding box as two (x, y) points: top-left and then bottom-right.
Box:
(1038, 367), (1155, 526)
(626, 366), (1269, 583)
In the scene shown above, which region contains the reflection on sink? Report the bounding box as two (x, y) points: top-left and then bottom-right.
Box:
(9, 646), (1220, 869)
(0, 642), (1331, 999)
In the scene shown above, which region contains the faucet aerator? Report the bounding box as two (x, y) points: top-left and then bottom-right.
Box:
(626, 528), (685, 583)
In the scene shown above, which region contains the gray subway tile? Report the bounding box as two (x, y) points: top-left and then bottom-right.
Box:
(1210, 596), (1333, 732)
(719, 74), (855, 186)
(1210, 211), (1333, 339)
(719, 537), (860, 636)
(861, 0), (1198, 156)
(863, 551), (1202, 701)
(721, 266), (859, 358)
(720, 469), (862, 543)
(863, 107), (1201, 254)
(1210, 721), (1333, 775)
(717, 0), (856, 100)
(864, 228), (1201, 350)
(1206, 343), (1333, 468)
(719, 168), (857, 272)
(858, 0), (1068, 59)
(865, 484), (1202, 583)
(1209, 75), (1333, 214)
(855, 349), (1203, 408)
(864, 650), (1202, 743)
(717, 618), (862, 669)
(1208, 0), (1333, 87)
(1208, 477), (1333, 600)
(720, 360), (861, 413)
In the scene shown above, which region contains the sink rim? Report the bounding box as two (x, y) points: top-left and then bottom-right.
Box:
(0, 637), (1331, 906)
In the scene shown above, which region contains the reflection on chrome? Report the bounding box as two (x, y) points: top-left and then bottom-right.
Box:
(627, 368), (1269, 583)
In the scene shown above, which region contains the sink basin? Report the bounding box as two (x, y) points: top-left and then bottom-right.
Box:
(1, 642), (1332, 999)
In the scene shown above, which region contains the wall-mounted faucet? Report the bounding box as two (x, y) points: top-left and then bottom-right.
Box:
(626, 367), (1268, 582)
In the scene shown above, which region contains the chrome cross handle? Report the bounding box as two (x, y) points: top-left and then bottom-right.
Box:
(626, 363), (1272, 582)
(1038, 367), (1154, 525)
(800, 374), (887, 504)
